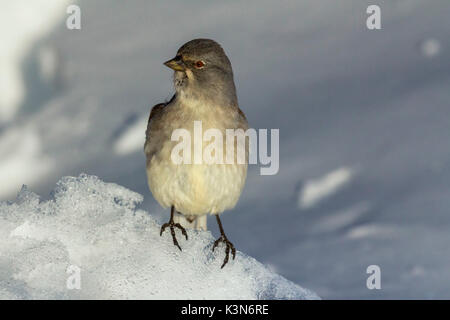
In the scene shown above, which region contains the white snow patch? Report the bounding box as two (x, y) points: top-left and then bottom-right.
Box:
(298, 167), (354, 209)
(311, 202), (370, 233)
(0, 0), (69, 124)
(346, 224), (395, 240)
(113, 117), (148, 156)
(408, 265), (426, 278)
(0, 174), (319, 300)
(38, 45), (59, 84)
(0, 127), (53, 198)
(420, 38), (441, 58)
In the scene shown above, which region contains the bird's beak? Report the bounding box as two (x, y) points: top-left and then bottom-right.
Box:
(164, 57), (185, 71)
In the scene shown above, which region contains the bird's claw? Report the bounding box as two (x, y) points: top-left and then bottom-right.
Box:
(160, 221), (188, 251)
(213, 236), (236, 268)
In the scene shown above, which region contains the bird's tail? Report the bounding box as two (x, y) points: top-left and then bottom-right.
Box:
(174, 213), (207, 231)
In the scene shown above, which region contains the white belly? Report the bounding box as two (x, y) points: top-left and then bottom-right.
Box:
(145, 95), (248, 216)
(147, 151), (247, 215)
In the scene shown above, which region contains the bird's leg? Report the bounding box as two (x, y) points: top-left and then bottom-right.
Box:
(212, 214), (236, 268)
(160, 205), (188, 251)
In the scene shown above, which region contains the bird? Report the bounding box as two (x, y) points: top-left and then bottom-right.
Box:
(144, 39), (248, 268)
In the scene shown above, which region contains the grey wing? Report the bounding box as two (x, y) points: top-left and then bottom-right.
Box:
(144, 102), (166, 162)
(235, 106), (250, 164)
(237, 107), (249, 130)
(144, 95), (177, 163)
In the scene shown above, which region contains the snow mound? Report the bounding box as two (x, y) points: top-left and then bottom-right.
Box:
(0, 174), (319, 300)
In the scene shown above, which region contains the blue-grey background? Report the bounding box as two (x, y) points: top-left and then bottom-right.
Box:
(1, 0), (449, 299)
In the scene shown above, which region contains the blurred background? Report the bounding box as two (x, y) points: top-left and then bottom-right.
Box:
(1, 0), (449, 299)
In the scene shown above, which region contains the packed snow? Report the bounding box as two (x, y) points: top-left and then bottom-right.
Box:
(0, 174), (319, 300)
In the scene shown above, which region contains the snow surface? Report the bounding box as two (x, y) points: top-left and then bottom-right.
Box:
(1, 0), (450, 299)
(0, 0), (69, 124)
(0, 174), (319, 300)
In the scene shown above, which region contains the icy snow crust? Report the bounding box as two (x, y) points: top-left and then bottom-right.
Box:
(0, 174), (319, 300)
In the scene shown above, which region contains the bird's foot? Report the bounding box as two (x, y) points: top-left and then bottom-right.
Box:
(212, 235), (236, 268)
(160, 220), (188, 251)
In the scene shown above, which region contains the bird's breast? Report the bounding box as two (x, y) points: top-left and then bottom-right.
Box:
(145, 99), (248, 216)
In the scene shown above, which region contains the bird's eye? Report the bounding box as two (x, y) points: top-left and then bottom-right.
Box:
(194, 60), (205, 69)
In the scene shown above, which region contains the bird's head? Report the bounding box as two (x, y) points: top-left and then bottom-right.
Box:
(164, 39), (237, 106)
